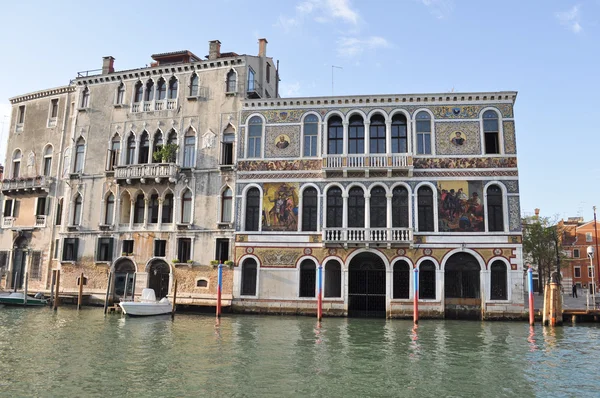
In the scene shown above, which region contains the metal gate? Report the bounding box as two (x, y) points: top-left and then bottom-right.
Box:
(444, 252), (481, 319)
(348, 253), (386, 317)
(148, 260), (170, 299)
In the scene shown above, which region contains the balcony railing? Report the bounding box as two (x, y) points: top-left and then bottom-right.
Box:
(114, 163), (179, 184)
(166, 99), (177, 110)
(323, 154), (412, 171)
(2, 217), (14, 228)
(323, 227), (413, 245)
(247, 80), (263, 98)
(35, 215), (47, 228)
(1, 176), (53, 194)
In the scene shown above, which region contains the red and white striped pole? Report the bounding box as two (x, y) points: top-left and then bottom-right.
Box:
(216, 263), (223, 318)
(317, 264), (323, 321)
(528, 264), (534, 326)
(413, 267), (419, 324)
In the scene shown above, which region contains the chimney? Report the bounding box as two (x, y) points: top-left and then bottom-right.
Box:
(102, 56), (115, 74)
(208, 40), (221, 60)
(258, 38), (268, 57)
(534, 208), (540, 217)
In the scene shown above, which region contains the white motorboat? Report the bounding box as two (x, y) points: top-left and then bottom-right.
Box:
(119, 288), (172, 316)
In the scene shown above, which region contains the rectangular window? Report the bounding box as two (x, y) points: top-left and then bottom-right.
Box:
(17, 105), (25, 124)
(266, 63), (271, 84)
(30, 251), (42, 280)
(50, 99), (59, 118)
(43, 156), (52, 176)
(122, 240), (134, 255)
(154, 240), (166, 257)
(3, 199), (13, 217)
(303, 124), (318, 157)
(574, 249), (580, 258)
(574, 267), (581, 278)
(221, 134), (234, 165)
(53, 239), (60, 259)
(62, 238), (79, 261)
(55, 201), (63, 225)
(589, 267), (593, 278)
(177, 238), (191, 263)
(36, 197), (47, 216)
(586, 232), (593, 242)
(96, 237), (114, 262)
(215, 238), (229, 262)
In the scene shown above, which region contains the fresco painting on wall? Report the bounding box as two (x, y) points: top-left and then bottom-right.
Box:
(438, 181), (484, 232)
(262, 182), (299, 231)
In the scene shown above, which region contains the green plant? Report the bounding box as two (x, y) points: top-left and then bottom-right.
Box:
(224, 260), (234, 268)
(128, 253), (133, 256)
(121, 252), (127, 256)
(152, 143), (178, 163)
(172, 258), (180, 264)
(210, 260), (219, 267)
(186, 259), (194, 264)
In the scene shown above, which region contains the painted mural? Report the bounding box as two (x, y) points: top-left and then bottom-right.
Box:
(438, 181), (484, 232)
(262, 182), (299, 231)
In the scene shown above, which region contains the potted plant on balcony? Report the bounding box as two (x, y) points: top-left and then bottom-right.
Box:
(153, 143), (179, 163)
(210, 260), (219, 268)
(186, 259), (194, 265)
(172, 258), (180, 264)
(224, 260), (234, 269)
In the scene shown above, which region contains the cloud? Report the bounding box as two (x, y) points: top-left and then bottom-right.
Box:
(280, 81), (302, 97)
(555, 5), (583, 33)
(275, 0), (359, 30)
(337, 36), (391, 57)
(420, 0), (454, 19)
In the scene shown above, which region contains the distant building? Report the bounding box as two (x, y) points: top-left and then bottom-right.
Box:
(561, 218), (600, 293)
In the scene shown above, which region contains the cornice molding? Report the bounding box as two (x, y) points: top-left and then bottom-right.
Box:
(9, 85), (75, 104)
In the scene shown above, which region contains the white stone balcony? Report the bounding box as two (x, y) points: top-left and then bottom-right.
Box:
(323, 154), (412, 176)
(2, 217), (14, 228)
(1, 176), (53, 195)
(114, 163), (179, 184)
(323, 227), (413, 247)
(35, 215), (47, 228)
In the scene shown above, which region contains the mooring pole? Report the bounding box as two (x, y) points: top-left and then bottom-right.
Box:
(53, 269), (60, 311)
(413, 268), (419, 324)
(77, 272), (84, 310)
(317, 264), (323, 321)
(123, 273), (129, 299)
(103, 272), (112, 315)
(13, 271), (19, 293)
(216, 264), (223, 318)
(528, 266), (535, 326)
(171, 279), (178, 320)
(23, 272), (28, 306)
(131, 273), (136, 300)
(49, 270), (56, 307)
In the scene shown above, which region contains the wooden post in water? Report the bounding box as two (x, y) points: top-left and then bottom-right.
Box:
(317, 264), (322, 321)
(103, 272), (112, 315)
(123, 273), (130, 299)
(131, 273), (137, 300)
(23, 272), (28, 306)
(49, 270), (56, 307)
(171, 279), (178, 320)
(216, 264), (222, 318)
(13, 271), (19, 292)
(53, 270), (60, 310)
(413, 268), (419, 324)
(77, 272), (84, 310)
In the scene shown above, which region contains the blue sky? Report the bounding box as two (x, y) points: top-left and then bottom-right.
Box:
(0, 0), (598, 221)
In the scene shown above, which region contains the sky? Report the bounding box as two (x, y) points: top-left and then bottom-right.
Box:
(0, 0), (598, 221)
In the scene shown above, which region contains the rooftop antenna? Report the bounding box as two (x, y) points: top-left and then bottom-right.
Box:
(332, 65), (343, 96)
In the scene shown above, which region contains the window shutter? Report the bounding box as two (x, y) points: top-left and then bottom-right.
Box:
(96, 238), (102, 260)
(45, 198), (52, 216)
(13, 200), (19, 217)
(108, 238), (114, 261)
(74, 238), (79, 261)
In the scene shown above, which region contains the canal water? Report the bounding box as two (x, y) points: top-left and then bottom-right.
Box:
(1, 308), (599, 397)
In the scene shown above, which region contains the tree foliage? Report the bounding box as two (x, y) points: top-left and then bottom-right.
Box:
(522, 216), (563, 293)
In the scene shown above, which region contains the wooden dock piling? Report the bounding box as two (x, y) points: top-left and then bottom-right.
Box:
(53, 270), (60, 310)
(103, 272), (112, 315)
(171, 279), (178, 319)
(77, 272), (84, 310)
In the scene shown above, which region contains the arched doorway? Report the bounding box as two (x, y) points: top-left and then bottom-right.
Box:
(113, 258), (135, 300)
(11, 237), (28, 290)
(348, 252), (386, 317)
(444, 252), (481, 319)
(148, 259), (170, 299)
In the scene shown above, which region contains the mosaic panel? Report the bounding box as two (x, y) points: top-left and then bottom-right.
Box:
(503, 180), (519, 194)
(503, 121), (516, 154)
(414, 157), (517, 169)
(414, 170), (518, 177)
(258, 248), (302, 268)
(437, 181), (484, 232)
(508, 196), (521, 232)
(435, 121), (481, 155)
(238, 172), (323, 180)
(238, 159), (321, 172)
(264, 125), (300, 158)
(262, 182), (299, 231)
(238, 127), (245, 157)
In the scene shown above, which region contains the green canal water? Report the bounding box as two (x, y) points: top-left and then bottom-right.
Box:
(0, 307), (599, 397)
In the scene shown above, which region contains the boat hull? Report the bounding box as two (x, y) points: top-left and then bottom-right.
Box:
(119, 302), (172, 316)
(0, 297), (47, 306)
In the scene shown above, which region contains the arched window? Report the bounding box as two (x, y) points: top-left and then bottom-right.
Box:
(490, 260), (507, 300)
(370, 185), (387, 228)
(120, 193), (131, 224)
(12, 150), (21, 178)
(183, 130), (196, 168)
(369, 114), (386, 154)
(241, 258), (257, 296)
(348, 115), (364, 154)
(226, 70), (237, 93)
(149, 194), (159, 224)
(105, 193), (115, 224)
(138, 131), (149, 164)
(483, 110), (500, 154)
(181, 190), (192, 223)
(392, 186), (409, 228)
(109, 135), (120, 170)
(221, 187), (233, 223)
(247, 68), (255, 91)
(80, 86), (89, 108)
(152, 131), (163, 163)
(487, 185), (504, 232)
(134, 81), (143, 103)
(221, 124), (235, 165)
(156, 78), (166, 101)
(302, 187), (318, 231)
(144, 79), (154, 102)
(299, 260), (316, 297)
(72, 194), (83, 225)
(247, 116), (262, 158)
(419, 260), (436, 299)
(43, 146), (53, 177)
(326, 187), (343, 228)
(393, 260), (410, 299)
(391, 113), (407, 153)
(348, 186), (365, 228)
(116, 83), (125, 105)
(245, 188), (260, 231)
(303, 114), (318, 157)
(133, 194), (145, 223)
(168, 77), (178, 99)
(324, 261), (342, 298)
(417, 186), (434, 232)
(74, 138), (85, 173)
(189, 73), (199, 96)
(162, 193), (173, 223)
(55, 198), (63, 225)
(415, 111), (431, 155)
(167, 129), (177, 145)
(327, 116), (343, 155)
(126, 134), (136, 165)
